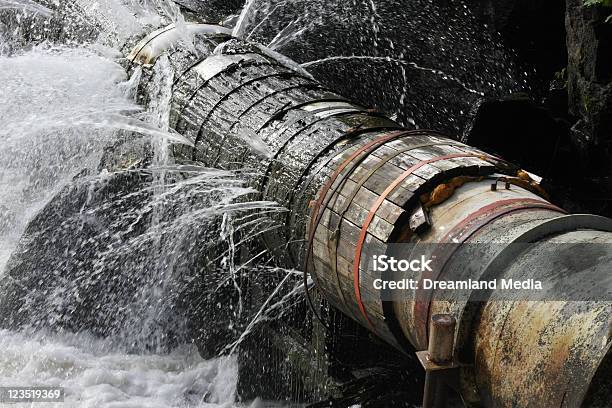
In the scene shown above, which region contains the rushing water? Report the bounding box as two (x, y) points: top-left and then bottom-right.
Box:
(0, 46), (136, 270)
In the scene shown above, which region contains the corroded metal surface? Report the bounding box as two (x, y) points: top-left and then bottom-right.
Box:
(474, 300), (611, 407)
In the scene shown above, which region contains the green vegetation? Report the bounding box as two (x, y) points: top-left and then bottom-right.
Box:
(583, 0), (612, 22)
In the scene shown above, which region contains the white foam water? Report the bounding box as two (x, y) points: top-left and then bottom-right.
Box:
(0, 329), (245, 407)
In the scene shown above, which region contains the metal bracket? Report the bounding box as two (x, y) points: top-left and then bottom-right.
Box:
(410, 204), (432, 234)
(416, 350), (460, 372)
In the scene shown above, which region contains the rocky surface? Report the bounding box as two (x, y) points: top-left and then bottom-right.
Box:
(0, 1), (100, 53)
(566, 0), (612, 166)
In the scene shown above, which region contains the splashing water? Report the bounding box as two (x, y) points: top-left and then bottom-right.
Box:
(232, 0), (257, 38)
(0, 46), (136, 270)
(301, 55), (486, 96)
(0, 44), (242, 407)
(0, 1), (299, 406)
(0, 0), (533, 406)
(364, 0), (381, 49)
(231, 0), (529, 133)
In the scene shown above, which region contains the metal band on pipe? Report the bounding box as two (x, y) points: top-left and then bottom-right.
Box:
(304, 131), (414, 328)
(329, 141), (463, 320)
(353, 153), (488, 329)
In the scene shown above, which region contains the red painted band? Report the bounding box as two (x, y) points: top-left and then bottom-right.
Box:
(308, 131), (408, 233)
(305, 130), (415, 326)
(353, 153), (486, 329)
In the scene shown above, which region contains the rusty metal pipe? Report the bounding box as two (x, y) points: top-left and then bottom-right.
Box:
(129, 25), (612, 407)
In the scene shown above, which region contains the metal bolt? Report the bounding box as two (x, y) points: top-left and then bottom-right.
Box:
(422, 314), (457, 408)
(428, 314), (456, 364)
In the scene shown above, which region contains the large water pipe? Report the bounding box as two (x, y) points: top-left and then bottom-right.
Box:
(129, 24), (612, 407)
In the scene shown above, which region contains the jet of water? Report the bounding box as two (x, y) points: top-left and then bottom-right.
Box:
(300, 55), (485, 96)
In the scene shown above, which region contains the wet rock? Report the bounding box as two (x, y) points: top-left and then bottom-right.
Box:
(0, 145), (268, 353)
(0, 169), (156, 336)
(566, 0), (612, 169)
(464, 94), (576, 178)
(237, 316), (331, 403)
(0, 1), (101, 53)
(237, 303), (424, 406)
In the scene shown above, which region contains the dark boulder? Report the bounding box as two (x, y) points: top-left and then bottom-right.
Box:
(0, 0), (100, 53)
(0, 134), (269, 354)
(467, 0), (568, 96)
(566, 0), (612, 168)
